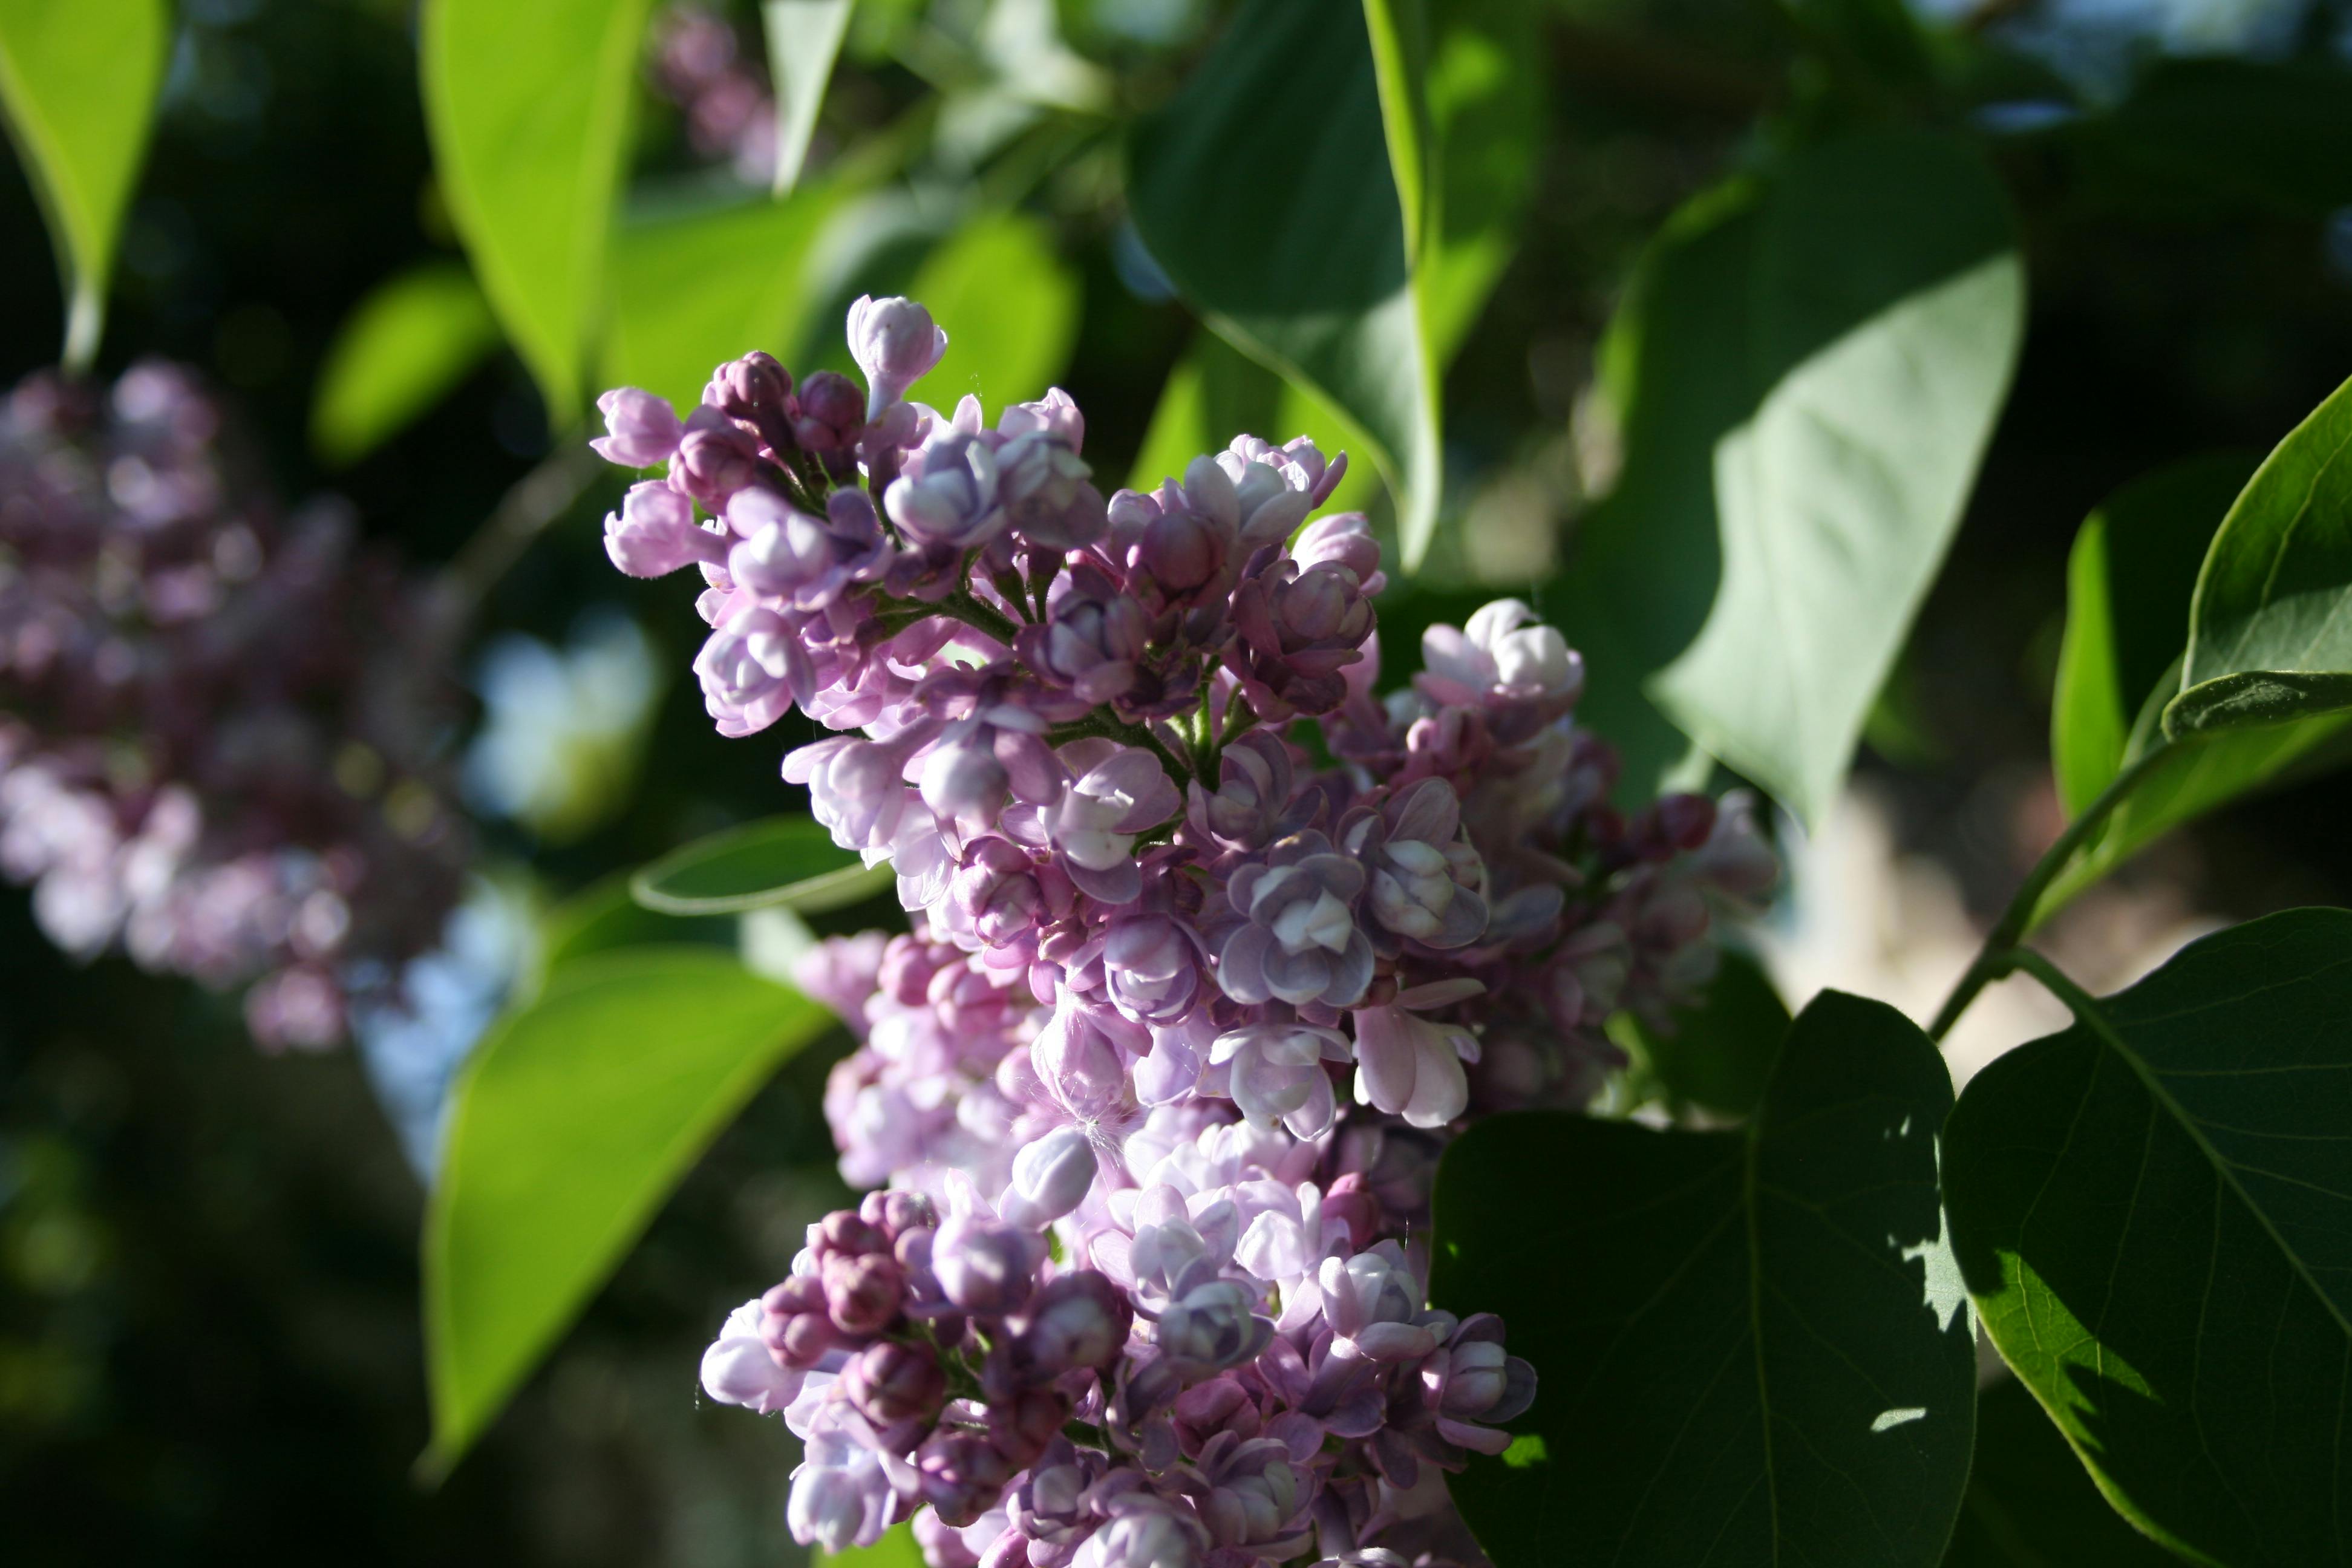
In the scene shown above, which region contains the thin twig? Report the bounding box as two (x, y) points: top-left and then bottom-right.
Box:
(1927, 746), (2172, 1041)
(434, 439), (607, 630)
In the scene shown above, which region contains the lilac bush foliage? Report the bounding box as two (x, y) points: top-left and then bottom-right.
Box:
(0, 362), (468, 1050)
(596, 298), (1774, 1566)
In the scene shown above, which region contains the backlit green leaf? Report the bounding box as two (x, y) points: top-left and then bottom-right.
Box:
(1434, 991), (1973, 1567)
(1566, 134), (2023, 814)
(423, 947), (829, 1474)
(2031, 379), (2352, 925)
(0, 0), (169, 368)
(1944, 910), (2352, 1566)
(817, 1523), (924, 1566)
(311, 261), (503, 468)
(630, 815), (889, 916)
(904, 209), (1080, 413)
(1126, 330), (1380, 517)
(762, 0), (853, 195)
(422, 0), (655, 422)
(604, 183), (844, 413)
(2049, 455), (2258, 815)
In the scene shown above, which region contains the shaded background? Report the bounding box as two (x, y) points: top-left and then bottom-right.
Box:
(7, 0), (2352, 1561)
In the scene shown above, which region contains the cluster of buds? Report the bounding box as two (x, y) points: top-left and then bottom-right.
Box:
(0, 362), (467, 1049)
(599, 297), (1774, 1564)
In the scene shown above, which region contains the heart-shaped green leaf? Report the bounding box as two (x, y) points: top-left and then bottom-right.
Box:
(1433, 991), (1973, 1567)
(1562, 133), (2024, 812)
(0, 0), (169, 368)
(1942, 1378), (2178, 1567)
(630, 815), (888, 916)
(422, 0), (655, 422)
(311, 262), (503, 468)
(1944, 910), (2352, 1566)
(423, 946), (831, 1475)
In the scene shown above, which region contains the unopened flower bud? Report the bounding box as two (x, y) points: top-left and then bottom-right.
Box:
(604, 481), (724, 578)
(999, 1125), (1099, 1230)
(932, 1213), (1039, 1314)
(591, 387), (684, 467)
(844, 1338), (947, 1424)
(848, 295), (949, 417)
(1016, 1270), (1131, 1376)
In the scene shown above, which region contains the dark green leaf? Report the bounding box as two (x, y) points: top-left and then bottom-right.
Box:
(630, 815), (889, 916)
(762, 0), (853, 195)
(1129, 0), (1441, 567)
(422, 0), (655, 421)
(904, 210), (1081, 412)
(1626, 947), (1791, 1119)
(423, 947), (830, 1474)
(0, 0), (169, 368)
(2050, 455), (2258, 816)
(1566, 133), (2023, 813)
(536, 872), (739, 976)
(604, 183), (845, 413)
(1433, 991), (1973, 1567)
(1944, 910), (2352, 1566)
(310, 262), (503, 468)
(1942, 1378), (2178, 1567)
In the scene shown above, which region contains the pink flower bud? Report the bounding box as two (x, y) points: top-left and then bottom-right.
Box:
(848, 294), (949, 416)
(590, 387), (684, 467)
(604, 482), (723, 577)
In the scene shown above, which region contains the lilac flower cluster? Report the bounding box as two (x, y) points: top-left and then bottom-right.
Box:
(0, 363), (467, 1050)
(595, 298), (1774, 1565)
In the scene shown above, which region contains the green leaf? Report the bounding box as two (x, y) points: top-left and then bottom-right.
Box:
(2029, 379), (2352, 926)
(1566, 134), (2023, 814)
(2180, 371), (2352, 727)
(817, 1523), (925, 1566)
(1418, 0), (1542, 358)
(630, 814), (890, 916)
(0, 0), (169, 369)
(535, 871), (737, 976)
(1433, 991), (1974, 1567)
(1944, 910), (2352, 1566)
(421, 0), (655, 423)
(1129, 0), (1442, 569)
(1126, 330), (1381, 517)
(762, 0), (853, 195)
(423, 947), (830, 1474)
(2049, 455), (2259, 816)
(1942, 1377), (2179, 1567)
(310, 262), (503, 468)
(604, 183), (845, 413)
(904, 209), (1081, 412)
(1624, 947), (1791, 1119)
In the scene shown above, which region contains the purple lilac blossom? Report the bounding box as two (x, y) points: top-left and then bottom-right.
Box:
(596, 297), (1779, 1566)
(0, 362), (468, 1051)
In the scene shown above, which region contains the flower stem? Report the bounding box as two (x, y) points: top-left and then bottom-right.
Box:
(1926, 746), (2170, 1041)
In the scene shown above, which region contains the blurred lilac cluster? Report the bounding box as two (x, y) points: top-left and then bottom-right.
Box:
(650, 2), (779, 186)
(0, 362), (468, 1050)
(595, 297), (1774, 1564)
